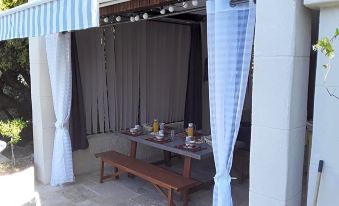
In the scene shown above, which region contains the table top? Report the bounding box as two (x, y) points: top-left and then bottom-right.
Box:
(117, 131), (213, 160)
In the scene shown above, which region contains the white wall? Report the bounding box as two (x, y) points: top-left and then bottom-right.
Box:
(29, 37), (55, 184)
(251, 0), (311, 205)
(304, 2), (339, 205)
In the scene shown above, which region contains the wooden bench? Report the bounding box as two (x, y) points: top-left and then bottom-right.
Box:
(95, 151), (198, 206)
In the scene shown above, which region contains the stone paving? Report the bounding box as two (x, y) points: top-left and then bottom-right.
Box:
(28, 157), (249, 206)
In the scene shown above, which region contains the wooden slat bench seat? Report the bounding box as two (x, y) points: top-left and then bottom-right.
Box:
(95, 151), (198, 206)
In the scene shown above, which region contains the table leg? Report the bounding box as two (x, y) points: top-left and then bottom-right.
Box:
(182, 156), (192, 204)
(130, 141), (137, 158)
(128, 141), (138, 178)
(183, 156), (192, 178)
(164, 151), (172, 167)
(100, 160), (104, 183)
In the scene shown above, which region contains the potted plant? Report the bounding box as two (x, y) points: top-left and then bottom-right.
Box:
(0, 119), (27, 166)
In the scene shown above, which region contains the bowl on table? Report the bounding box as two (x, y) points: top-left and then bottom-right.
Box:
(185, 140), (196, 148)
(155, 135), (165, 141)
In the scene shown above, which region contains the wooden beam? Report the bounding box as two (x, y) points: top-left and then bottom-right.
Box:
(100, 0), (180, 17)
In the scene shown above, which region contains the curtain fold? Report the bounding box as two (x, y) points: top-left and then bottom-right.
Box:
(207, 0), (256, 205)
(45, 33), (74, 186)
(184, 24), (203, 129)
(111, 23), (144, 130)
(75, 29), (109, 134)
(69, 32), (88, 151)
(140, 21), (191, 124)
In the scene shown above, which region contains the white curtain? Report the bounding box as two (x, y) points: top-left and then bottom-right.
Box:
(46, 33), (74, 186)
(207, 1), (255, 205)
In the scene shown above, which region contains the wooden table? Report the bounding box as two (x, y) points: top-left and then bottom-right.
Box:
(116, 130), (213, 204)
(118, 131), (213, 180)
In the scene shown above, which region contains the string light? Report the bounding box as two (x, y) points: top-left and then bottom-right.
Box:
(116, 16), (121, 22)
(183, 2), (188, 8)
(103, 17), (109, 23)
(192, 0), (198, 6)
(135, 15), (140, 21)
(168, 6), (174, 12)
(130, 16), (135, 22)
(160, 8), (166, 14)
(143, 13), (149, 19)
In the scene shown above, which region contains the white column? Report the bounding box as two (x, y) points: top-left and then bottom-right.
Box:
(29, 37), (55, 184)
(305, 1), (339, 205)
(250, 1), (311, 205)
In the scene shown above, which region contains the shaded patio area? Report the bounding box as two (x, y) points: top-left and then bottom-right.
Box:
(25, 157), (249, 206)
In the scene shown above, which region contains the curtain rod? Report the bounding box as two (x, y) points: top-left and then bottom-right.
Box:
(100, 7), (206, 28)
(153, 17), (203, 26)
(230, 0), (256, 7)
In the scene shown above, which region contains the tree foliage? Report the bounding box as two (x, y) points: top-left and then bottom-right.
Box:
(0, 0), (27, 10)
(0, 0), (31, 121)
(0, 119), (27, 145)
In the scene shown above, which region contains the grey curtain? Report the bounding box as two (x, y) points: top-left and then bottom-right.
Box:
(76, 28), (109, 134)
(107, 23), (144, 130)
(69, 32), (88, 151)
(140, 21), (191, 124)
(75, 21), (191, 134)
(184, 24), (203, 129)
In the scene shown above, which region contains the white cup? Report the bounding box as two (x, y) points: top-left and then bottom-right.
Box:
(159, 130), (165, 136)
(160, 123), (165, 130)
(186, 136), (192, 142)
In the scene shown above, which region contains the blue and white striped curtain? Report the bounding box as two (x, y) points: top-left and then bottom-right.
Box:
(207, 1), (255, 205)
(0, 0), (99, 41)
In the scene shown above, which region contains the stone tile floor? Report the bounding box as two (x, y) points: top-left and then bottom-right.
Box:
(26, 157), (249, 206)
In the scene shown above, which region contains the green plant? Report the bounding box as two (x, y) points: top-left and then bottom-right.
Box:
(0, 0), (31, 120)
(313, 28), (339, 99)
(0, 119), (27, 165)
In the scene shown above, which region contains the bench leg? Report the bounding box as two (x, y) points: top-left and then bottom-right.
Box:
(164, 151), (172, 167)
(128, 141), (138, 178)
(167, 188), (174, 206)
(113, 167), (119, 180)
(183, 190), (189, 206)
(100, 160), (104, 183)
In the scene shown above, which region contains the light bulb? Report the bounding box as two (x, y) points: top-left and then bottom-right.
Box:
(135, 15), (140, 21)
(130, 16), (135, 22)
(103, 17), (109, 23)
(168, 6), (174, 12)
(143, 13), (148, 19)
(116, 16), (121, 22)
(160, 8), (166, 14)
(183, 2), (188, 8)
(192, 0), (198, 6)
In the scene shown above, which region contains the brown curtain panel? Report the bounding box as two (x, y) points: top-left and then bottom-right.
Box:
(69, 32), (88, 151)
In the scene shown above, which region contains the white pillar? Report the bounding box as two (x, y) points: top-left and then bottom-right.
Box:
(29, 37), (55, 184)
(305, 1), (339, 205)
(250, 1), (311, 205)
